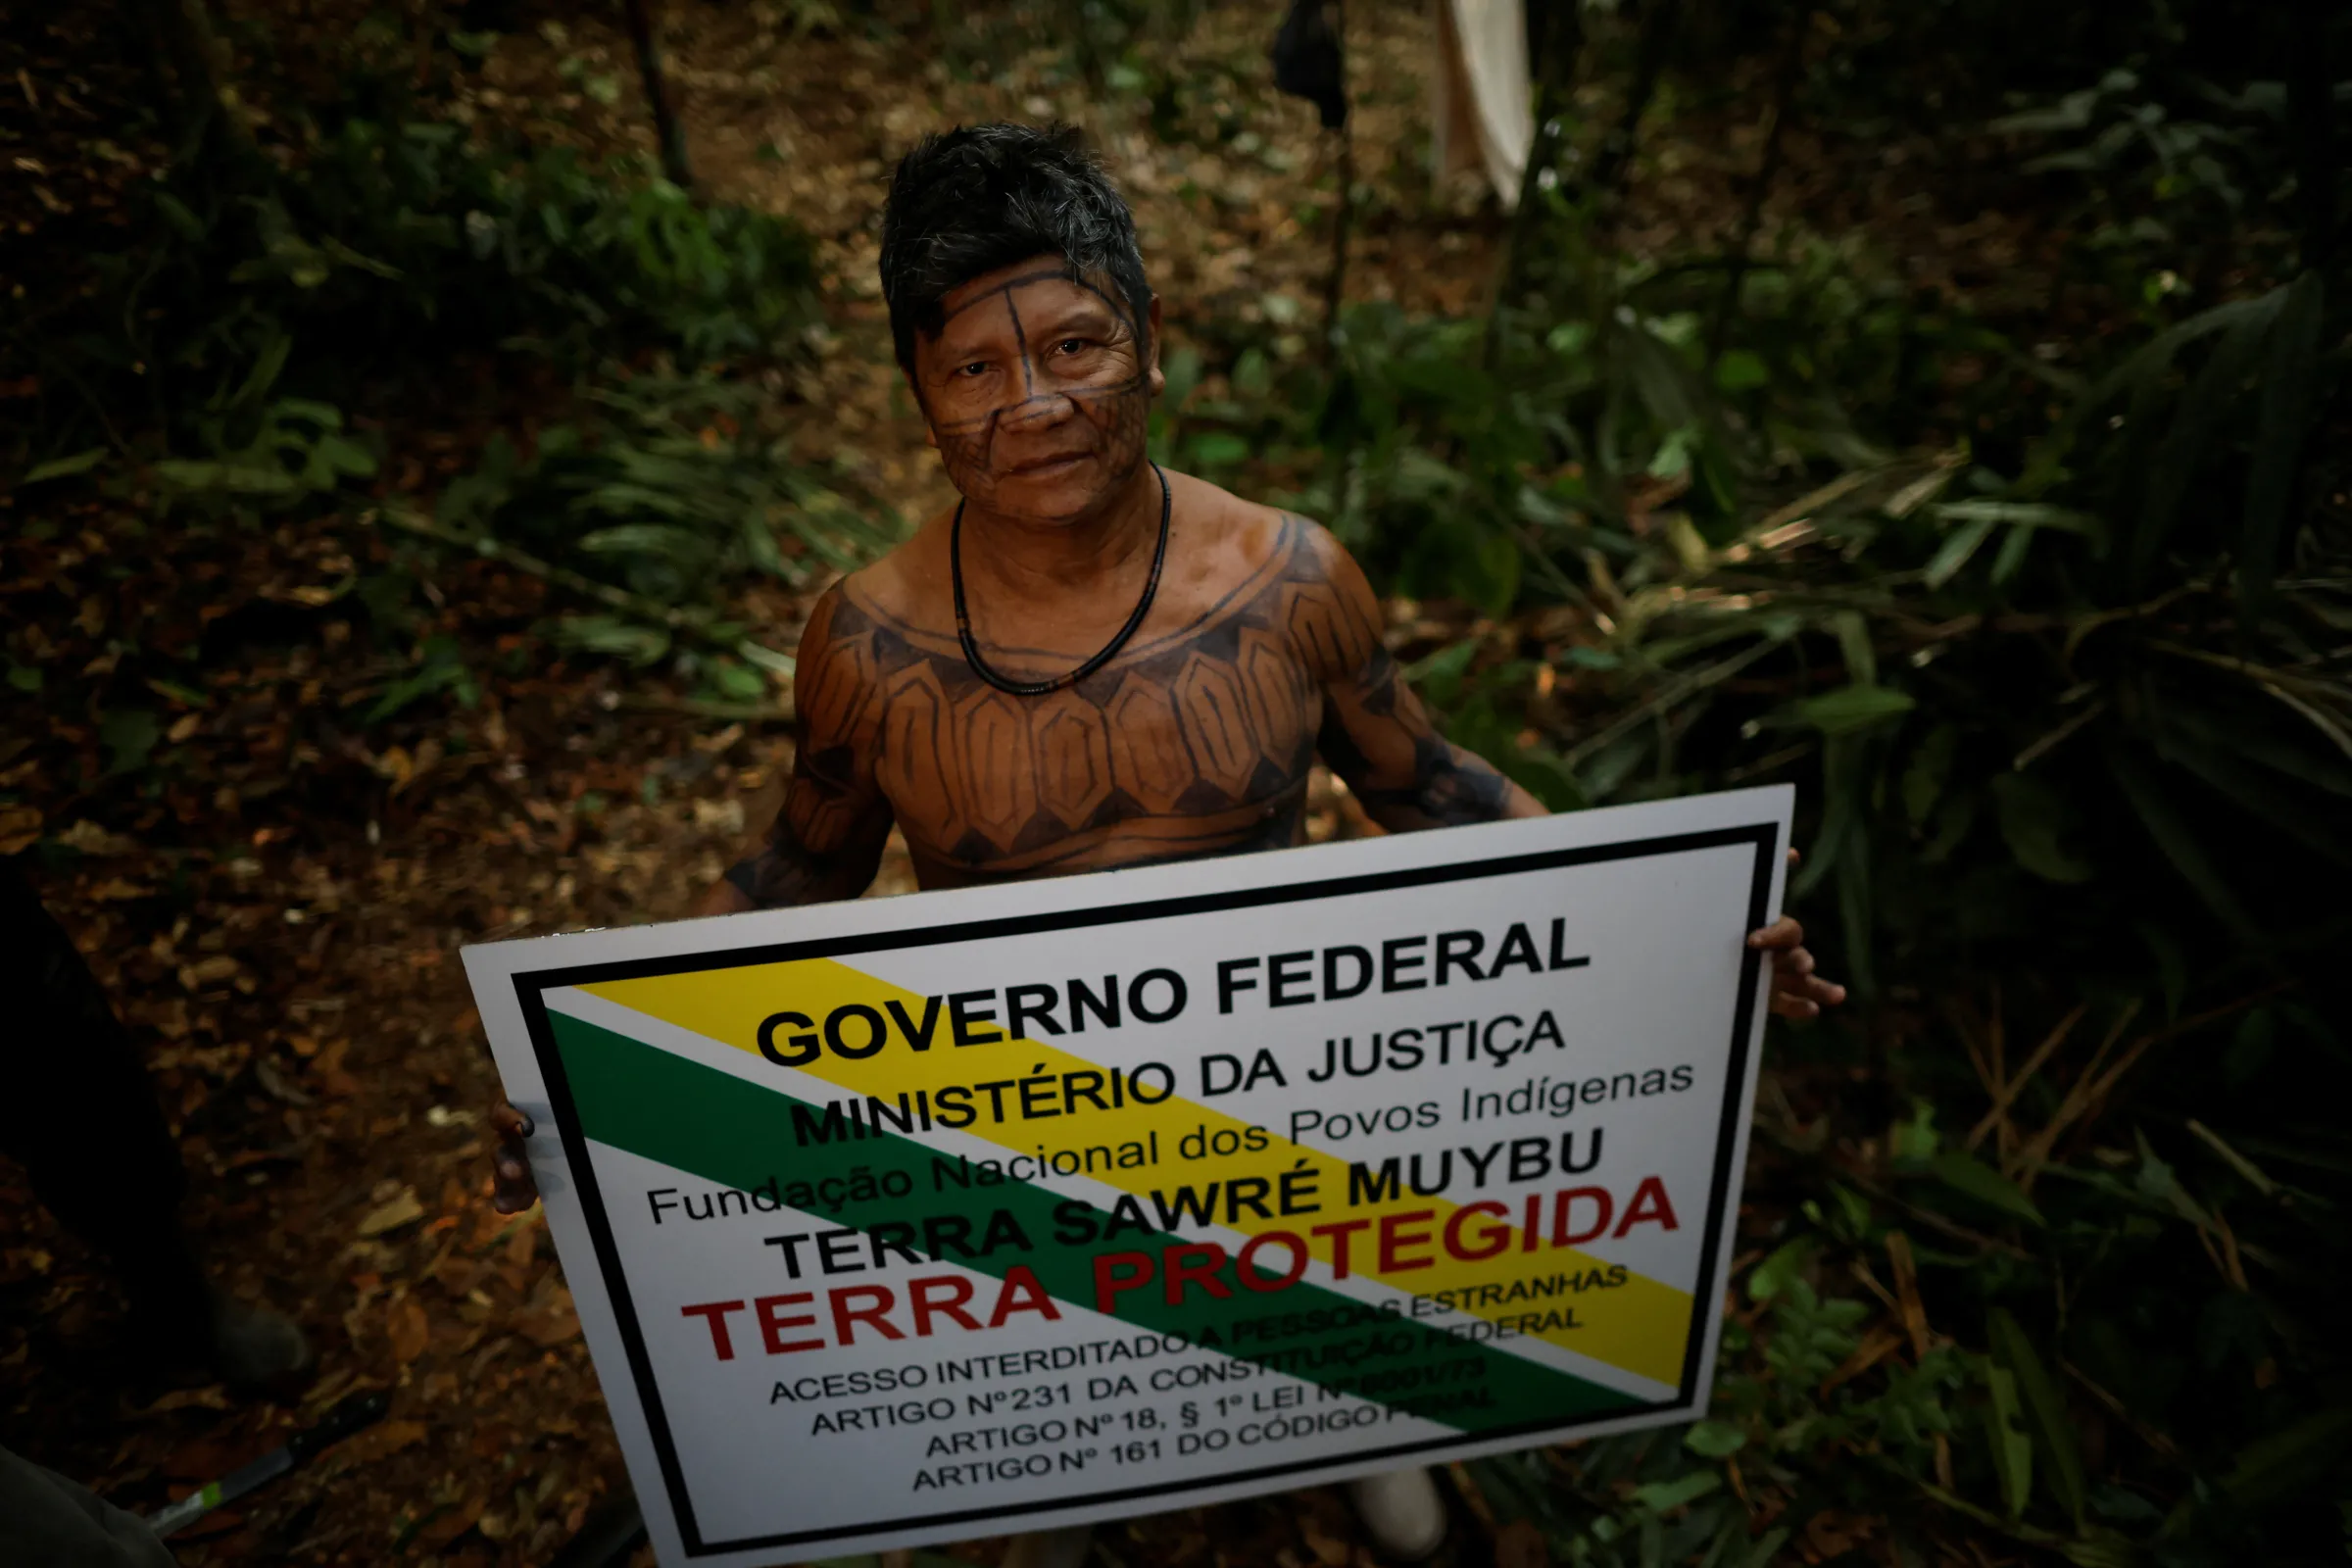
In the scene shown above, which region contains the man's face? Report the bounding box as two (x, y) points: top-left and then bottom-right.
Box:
(910, 255), (1163, 524)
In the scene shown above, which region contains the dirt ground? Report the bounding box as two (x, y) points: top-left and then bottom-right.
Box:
(0, 3), (2041, 1565)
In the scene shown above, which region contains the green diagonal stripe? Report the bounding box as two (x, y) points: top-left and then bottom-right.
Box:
(551, 1008), (1641, 1434)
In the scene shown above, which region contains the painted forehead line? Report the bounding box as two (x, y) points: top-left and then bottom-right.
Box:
(935, 266), (1138, 331)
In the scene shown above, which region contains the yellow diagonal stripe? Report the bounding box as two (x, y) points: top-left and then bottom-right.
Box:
(581, 958), (1692, 1387)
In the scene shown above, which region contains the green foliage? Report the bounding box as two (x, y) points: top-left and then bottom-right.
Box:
(419, 370), (895, 685)
(7, 38), (846, 728)
(16, 81), (817, 471)
(1176, 137), (2346, 1557)
(935, 0), (1203, 92)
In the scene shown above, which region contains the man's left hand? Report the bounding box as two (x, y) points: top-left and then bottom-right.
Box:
(1748, 851), (1847, 1021)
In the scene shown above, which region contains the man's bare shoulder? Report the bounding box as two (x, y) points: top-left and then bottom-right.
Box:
(819, 513), (958, 646)
(1160, 467), (1293, 551)
(787, 521), (961, 745)
(1153, 470), (1380, 664)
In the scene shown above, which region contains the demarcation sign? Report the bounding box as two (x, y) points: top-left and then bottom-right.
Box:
(466, 785), (1792, 1565)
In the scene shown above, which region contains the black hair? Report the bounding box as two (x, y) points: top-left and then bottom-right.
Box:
(877, 122), (1152, 374)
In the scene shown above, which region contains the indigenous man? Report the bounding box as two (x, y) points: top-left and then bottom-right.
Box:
(494, 122), (1843, 1561)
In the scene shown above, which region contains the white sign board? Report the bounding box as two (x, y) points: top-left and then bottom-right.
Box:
(466, 786), (1790, 1564)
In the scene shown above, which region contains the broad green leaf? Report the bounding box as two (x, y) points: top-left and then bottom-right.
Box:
(1794, 735), (1865, 897)
(1836, 803), (1876, 997)
(1891, 1098), (1939, 1162)
(2239, 272), (2321, 621)
(1903, 724), (1958, 827)
(710, 661), (764, 701)
(552, 613), (671, 665)
(1933, 500), (2103, 537)
(1990, 771), (2094, 883)
(1982, 1360), (2034, 1518)
(156, 459), (300, 495)
(22, 448), (108, 484)
(2158, 695), (2352, 798)
(1454, 529), (1521, 618)
(741, 513), (784, 576)
(1989, 1308), (2087, 1529)
(1924, 513), (1999, 587)
(306, 433), (379, 483)
(2210, 1405), (2352, 1516)
(579, 523), (714, 559)
(1632, 1469), (1721, 1513)
(2132, 287), (2284, 589)
(1187, 431), (1250, 469)
(2106, 745), (2261, 941)
(1159, 345), (1203, 410)
(1989, 519), (2035, 584)
(227, 332), (293, 416)
(1746, 1238), (1815, 1302)
(1712, 350), (1769, 393)
(738, 639), (796, 679)
(154, 190), (206, 239)
(101, 709), (162, 775)
(1831, 611), (1877, 689)
(2150, 727), (2352, 869)
(1929, 1151), (2045, 1226)
(1684, 1419), (1747, 1458)
(1790, 684), (1915, 736)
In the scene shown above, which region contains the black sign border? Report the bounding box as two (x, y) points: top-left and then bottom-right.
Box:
(510, 821), (1778, 1556)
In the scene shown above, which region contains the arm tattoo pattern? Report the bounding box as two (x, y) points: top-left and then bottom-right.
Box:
(721, 749), (891, 908)
(1314, 644), (1513, 828)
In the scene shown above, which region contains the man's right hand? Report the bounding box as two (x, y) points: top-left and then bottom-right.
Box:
(491, 1102), (539, 1213)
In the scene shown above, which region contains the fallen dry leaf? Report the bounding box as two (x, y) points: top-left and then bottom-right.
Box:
(512, 1280), (580, 1347)
(136, 1386), (231, 1416)
(358, 1189), (425, 1238)
(341, 1418), (427, 1464)
(1300, 1519), (1350, 1567)
(177, 955), (240, 990)
(388, 1295), (430, 1362)
(0, 805), (41, 855)
(416, 1493), (489, 1549)
(54, 818), (136, 856)
(1495, 1519), (1551, 1568)
(163, 1438), (243, 1480)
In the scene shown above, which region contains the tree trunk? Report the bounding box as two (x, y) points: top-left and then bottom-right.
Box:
(134, 0), (255, 160)
(1707, 5), (1810, 368)
(1485, 0), (1586, 364)
(2282, 0), (2334, 276)
(1320, 0), (1355, 366)
(621, 0), (695, 192)
(1589, 0), (1684, 225)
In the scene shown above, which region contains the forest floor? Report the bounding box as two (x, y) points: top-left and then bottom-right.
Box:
(0, 4), (2054, 1565)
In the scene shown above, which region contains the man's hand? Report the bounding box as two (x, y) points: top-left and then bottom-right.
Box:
(1748, 849), (1846, 1021)
(490, 1102), (539, 1214)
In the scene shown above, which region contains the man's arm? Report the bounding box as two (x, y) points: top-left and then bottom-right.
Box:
(1293, 520), (1844, 1023)
(698, 585), (894, 914)
(1299, 524), (1544, 831)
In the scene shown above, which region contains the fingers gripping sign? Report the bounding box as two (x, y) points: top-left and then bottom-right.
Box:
(1748, 849), (1848, 1021)
(491, 1101), (538, 1214)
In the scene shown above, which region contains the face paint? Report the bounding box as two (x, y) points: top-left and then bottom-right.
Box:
(915, 266), (1153, 521)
